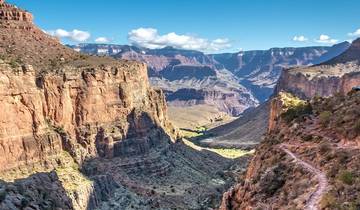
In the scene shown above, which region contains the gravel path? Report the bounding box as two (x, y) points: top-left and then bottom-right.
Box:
(280, 144), (328, 210)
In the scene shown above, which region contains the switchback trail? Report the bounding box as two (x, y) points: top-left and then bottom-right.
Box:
(280, 144), (329, 210)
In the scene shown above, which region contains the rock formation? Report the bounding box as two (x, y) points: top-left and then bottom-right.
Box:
(275, 38), (360, 99)
(221, 91), (360, 209)
(220, 39), (360, 209)
(0, 0), (33, 22)
(210, 42), (350, 101)
(0, 59), (177, 172)
(70, 41), (349, 118)
(0, 2), (240, 209)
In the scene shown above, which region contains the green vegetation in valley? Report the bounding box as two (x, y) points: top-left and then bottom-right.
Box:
(182, 139), (254, 159)
(179, 126), (208, 139)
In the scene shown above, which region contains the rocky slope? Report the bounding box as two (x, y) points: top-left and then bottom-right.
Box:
(198, 102), (269, 150)
(275, 38), (360, 99)
(0, 1), (241, 209)
(220, 39), (360, 209)
(221, 91), (360, 209)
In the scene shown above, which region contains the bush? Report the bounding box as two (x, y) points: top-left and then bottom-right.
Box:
(338, 170), (354, 185)
(302, 134), (313, 141)
(319, 142), (331, 154)
(320, 194), (339, 209)
(0, 189), (6, 202)
(281, 103), (312, 123)
(354, 119), (360, 135)
(9, 60), (19, 69)
(319, 111), (332, 127)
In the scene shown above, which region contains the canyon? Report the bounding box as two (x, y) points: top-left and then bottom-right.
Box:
(71, 42), (349, 137)
(0, 1), (247, 209)
(71, 41), (349, 113)
(1, 0), (360, 210)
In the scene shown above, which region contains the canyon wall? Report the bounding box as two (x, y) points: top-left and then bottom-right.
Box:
(167, 88), (257, 116)
(275, 66), (360, 99)
(0, 59), (177, 173)
(0, 0), (177, 176)
(275, 38), (360, 99)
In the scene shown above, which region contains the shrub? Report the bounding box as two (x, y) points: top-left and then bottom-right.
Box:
(9, 60), (19, 69)
(302, 134), (313, 142)
(319, 111), (332, 127)
(319, 142), (331, 154)
(336, 151), (350, 164)
(338, 170), (354, 185)
(354, 119), (360, 135)
(281, 103), (312, 123)
(320, 194), (338, 209)
(54, 126), (66, 135)
(21, 197), (30, 207)
(0, 189), (6, 202)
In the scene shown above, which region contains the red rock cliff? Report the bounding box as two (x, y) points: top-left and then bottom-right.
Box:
(0, 1), (177, 175)
(275, 39), (360, 99)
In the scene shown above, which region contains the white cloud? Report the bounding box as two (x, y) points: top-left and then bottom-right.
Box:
(95, 37), (110, 43)
(46, 29), (90, 42)
(293, 35), (308, 42)
(348, 28), (360, 37)
(315, 34), (338, 44)
(128, 27), (232, 52)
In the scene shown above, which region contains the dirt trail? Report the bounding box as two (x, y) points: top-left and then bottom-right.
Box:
(280, 144), (328, 210)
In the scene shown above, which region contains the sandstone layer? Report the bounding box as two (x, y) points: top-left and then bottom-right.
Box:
(0, 2), (242, 209)
(275, 38), (360, 99)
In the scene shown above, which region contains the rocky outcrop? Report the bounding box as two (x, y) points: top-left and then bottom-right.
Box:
(0, 0), (178, 176)
(268, 97), (282, 132)
(221, 91), (360, 209)
(275, 65), (360, 99)
(219, 40), (360, 209)
(0, 0), (33, 22)
(0, 57), (176, 173)
(275, 39), (360, 99)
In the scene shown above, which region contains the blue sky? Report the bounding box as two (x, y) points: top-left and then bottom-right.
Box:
(8, 0), (360, 52)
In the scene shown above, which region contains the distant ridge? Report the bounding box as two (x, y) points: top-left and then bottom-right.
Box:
(322, 38), (360, 65)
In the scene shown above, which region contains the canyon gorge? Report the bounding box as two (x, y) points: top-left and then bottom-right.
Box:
(0, 0), (360, 210)
(0, 1), (243, 209)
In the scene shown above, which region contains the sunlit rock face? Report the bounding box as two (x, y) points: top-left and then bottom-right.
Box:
(0, 0), (177, 176)
(275, 38), (360, 99)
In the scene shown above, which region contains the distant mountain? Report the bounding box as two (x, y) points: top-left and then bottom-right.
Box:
(210, 41), (350, 101)
(322, 38), (360, 65)
(69, 42), (350, 115)
(275, 38), (360, 99)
